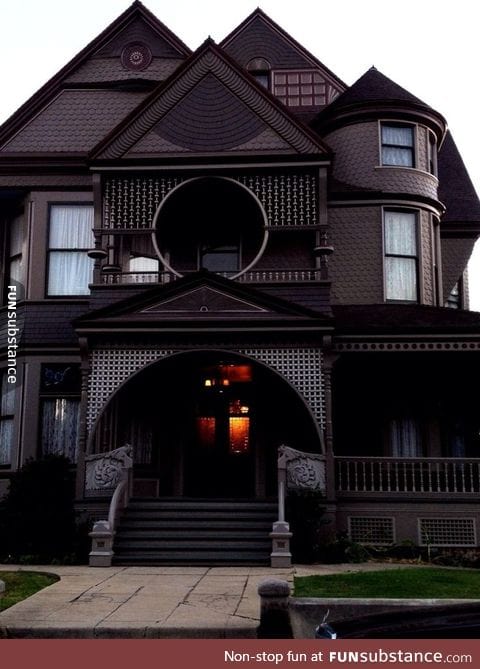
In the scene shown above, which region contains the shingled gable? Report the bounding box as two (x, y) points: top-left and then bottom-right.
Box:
(75, 272), (331, 329)
(90, 40), (331, 161)
(0, 1), (190, 152)
(220, 8), (346, 91)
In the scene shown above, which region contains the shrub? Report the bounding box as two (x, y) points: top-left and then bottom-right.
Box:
(286, 490), (327, 563)
(0, 455), (77, 563)
(318, 533), (369, 564)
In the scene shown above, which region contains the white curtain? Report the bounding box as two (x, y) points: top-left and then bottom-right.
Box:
(385, 211), (417, 301)
(41, 398), (80, 463)
(390, 418), (423, 457)
(48, 205), (94, 295)
(382, 126), (413, 166)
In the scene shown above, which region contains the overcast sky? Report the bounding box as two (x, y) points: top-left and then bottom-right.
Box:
(1, 0), (479, 307)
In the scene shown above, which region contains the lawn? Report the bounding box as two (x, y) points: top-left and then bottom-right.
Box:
(0, 571), (59, 611)
(294, 567), (480, 599)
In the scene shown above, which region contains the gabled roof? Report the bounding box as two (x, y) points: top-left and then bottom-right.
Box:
(438, 131), (480, 226)
(90, 40), (331, 161)
(76, 271), (332, 331)
(220, 8), (346, 90)
(0, 1), (190, 151)
(314, 67), (446, 140)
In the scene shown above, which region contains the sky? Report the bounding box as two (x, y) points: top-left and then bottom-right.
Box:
(1, 0), (479, 306)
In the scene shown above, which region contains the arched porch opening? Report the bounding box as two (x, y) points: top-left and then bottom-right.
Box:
(89, 350), (321, 499)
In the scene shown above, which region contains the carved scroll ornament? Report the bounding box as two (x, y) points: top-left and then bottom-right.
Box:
(279, 445), (326, 492)
(85, 445), (133, 491)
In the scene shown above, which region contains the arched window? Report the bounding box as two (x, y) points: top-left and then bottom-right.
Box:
(246, 58), (271, 89)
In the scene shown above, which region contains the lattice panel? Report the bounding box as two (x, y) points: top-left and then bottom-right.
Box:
(239, 347), (324, 426)
(349, 517), (395, 545)
(418, 518), (477, 547)
(103, 177), (184, 229)
(87, 346), (324, 434)
(235, 174), (317, 227)
(87, 349), (173, 431)
(102, 173), (318, 229)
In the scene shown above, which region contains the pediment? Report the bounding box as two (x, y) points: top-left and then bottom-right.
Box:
(91, 42), (330, 160)
(139, 286), (270, 315)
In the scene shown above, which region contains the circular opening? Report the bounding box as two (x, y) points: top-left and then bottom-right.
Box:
(153, 177), (268, 279)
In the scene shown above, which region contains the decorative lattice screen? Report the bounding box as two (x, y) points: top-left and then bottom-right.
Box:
(349, 517), (395, 545)
(418, 518), (477, 547)
(87, 347), (324, 434)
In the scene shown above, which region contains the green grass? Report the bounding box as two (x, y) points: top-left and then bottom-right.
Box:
(0, 571), (59, 611)
(294, 568), (480, 599)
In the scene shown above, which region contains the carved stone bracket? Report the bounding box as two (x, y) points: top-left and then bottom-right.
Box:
(279, 445), (326, 492)
(85, 444), (133, 492)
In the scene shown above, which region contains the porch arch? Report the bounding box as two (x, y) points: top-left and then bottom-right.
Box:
(86, 347), (325, 454)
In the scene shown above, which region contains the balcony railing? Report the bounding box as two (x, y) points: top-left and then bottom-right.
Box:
(335, 457), (480, 496)
(99, 268), (322, 285)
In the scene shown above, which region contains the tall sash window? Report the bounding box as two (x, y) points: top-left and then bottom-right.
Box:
(384, 210), (418, 302)
(47, 205), (94, 295)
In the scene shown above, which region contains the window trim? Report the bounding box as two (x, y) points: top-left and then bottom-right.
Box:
(383, 208), (419, 303)
(380, 122), (416, 168)
(0, 371), (15, 468)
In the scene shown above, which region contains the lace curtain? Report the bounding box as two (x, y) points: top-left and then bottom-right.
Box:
(41, 398), (80, 462)
(48, 205), (94, 295)
(390, 417), (423, 457)
(385, 211), (417, 301)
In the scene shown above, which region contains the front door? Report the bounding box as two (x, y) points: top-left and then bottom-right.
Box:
(185, 363), (255, 498)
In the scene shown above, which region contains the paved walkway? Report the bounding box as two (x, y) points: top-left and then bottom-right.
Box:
(0, 561), (420, 639)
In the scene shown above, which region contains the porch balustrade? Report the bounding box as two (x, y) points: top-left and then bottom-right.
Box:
(99, 268), (322, 285)
(335, 456), (480, 496)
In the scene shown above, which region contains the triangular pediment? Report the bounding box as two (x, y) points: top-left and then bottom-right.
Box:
(140, 286), (270, 314)
(91, 42), (330, 160)
(75, 272), (328, 331)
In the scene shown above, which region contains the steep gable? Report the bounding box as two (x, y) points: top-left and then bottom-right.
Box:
(0, 1), (190, 155)
(91, 41), (331, 160)
(221, 9), (345, 111)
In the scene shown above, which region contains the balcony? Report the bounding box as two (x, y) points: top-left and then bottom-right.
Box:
(335, 456), (480, 498)
(99, 268), (322, 285)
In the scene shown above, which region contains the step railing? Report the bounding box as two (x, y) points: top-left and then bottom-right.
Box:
(271, 445), (326, 567)
(86, 445), (133, 567)
(335, 456), (480, 495)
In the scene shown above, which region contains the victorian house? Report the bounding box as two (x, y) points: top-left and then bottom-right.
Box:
(1, 2), (480, 565)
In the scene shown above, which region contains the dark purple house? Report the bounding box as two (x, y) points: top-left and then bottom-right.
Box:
(1, 2), (480, 565)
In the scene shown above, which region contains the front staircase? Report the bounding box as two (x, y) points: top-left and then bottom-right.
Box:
(112, 498), (277, 565)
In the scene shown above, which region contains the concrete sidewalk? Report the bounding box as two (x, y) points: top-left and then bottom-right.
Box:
(0, 565), (294, 638)
(0, 561), (421, 639)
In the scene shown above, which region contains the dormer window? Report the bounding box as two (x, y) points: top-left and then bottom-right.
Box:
(246, 58), (271, 89)
(381, 123), (414, 167)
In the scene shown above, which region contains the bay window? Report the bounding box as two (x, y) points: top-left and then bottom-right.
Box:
(47, 205), (94, 295)
(384, 210), (418, 302)
(381, 123), (414, 167)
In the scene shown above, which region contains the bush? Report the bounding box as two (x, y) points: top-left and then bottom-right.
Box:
(318, 533), (369, 564)
(286, 490), (327, 563)
(0, 455), (77, 563)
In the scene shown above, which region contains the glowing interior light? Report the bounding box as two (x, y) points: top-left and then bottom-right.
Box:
(197, 417), (216, 447)
(229, 416), (250, 454)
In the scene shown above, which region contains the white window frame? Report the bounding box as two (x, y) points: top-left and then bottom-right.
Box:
(380, 122), (415, 167)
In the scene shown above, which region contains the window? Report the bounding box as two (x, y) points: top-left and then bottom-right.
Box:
(200, 243), (240, 273)
(47, 205), (94, 295)
(384, 210), (418, 302)
(0, 372), (14, 466)
(381, 124), (414, 167)
(8, 214), (24, 289)
(273, 70), (326, 107)
(428, 131), (437, 175)
(246, 58), (271, 89)
(389, 417), (423, 457)
(39, 364), (81, 463)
